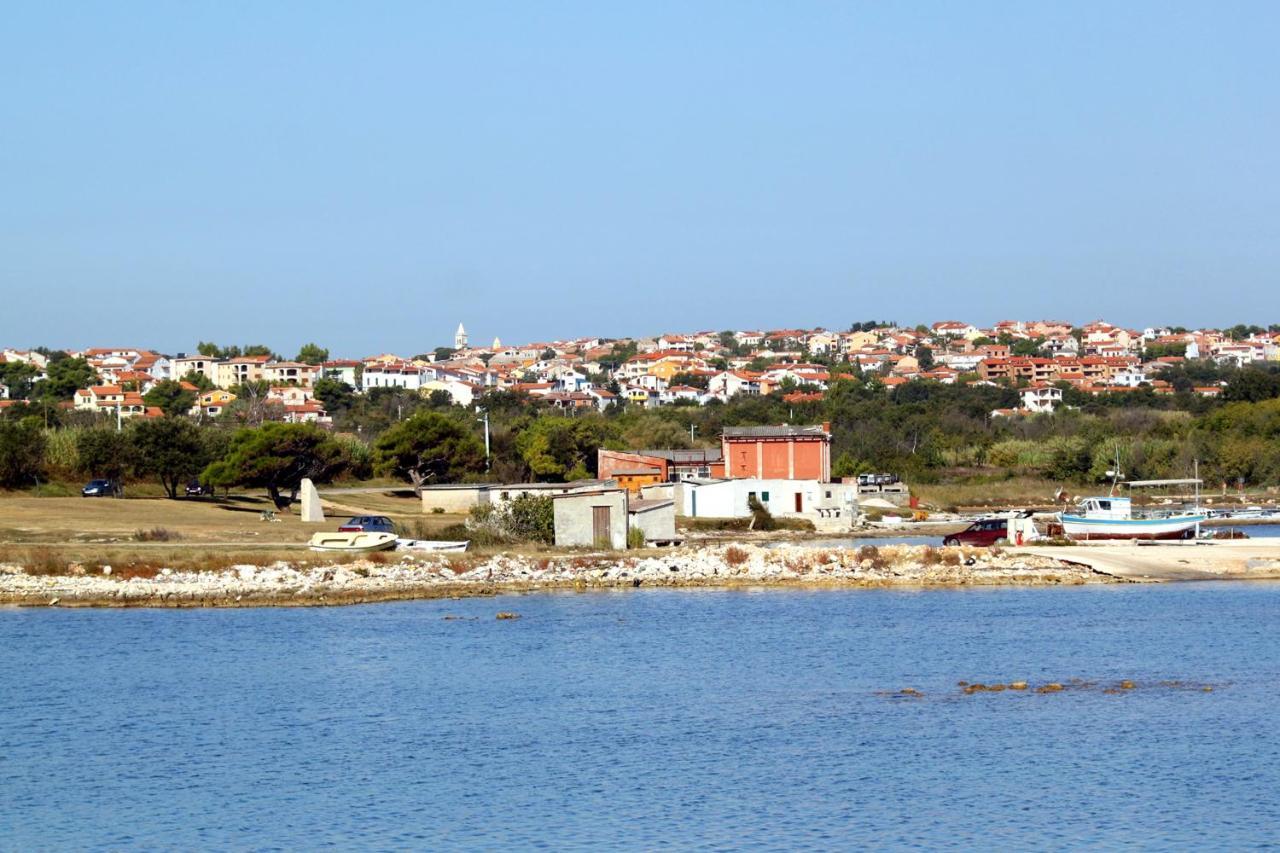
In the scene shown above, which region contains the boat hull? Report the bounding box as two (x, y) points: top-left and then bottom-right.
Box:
(396, 539), (470, 553)
(308, 531), (399, 553)
(1059, 514), (1206, 541)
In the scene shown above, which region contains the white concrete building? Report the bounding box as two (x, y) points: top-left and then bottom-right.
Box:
(1019, 384), (1062, 413)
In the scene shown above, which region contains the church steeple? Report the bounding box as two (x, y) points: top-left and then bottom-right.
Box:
(454, 322), (468, 349)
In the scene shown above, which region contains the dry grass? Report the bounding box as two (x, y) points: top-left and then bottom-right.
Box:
(722, 546), (749, 567)
(913, 477), (1064, 510)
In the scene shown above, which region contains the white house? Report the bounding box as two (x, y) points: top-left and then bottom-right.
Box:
(1019, 384), (1062, 413)
(1110, 367), (1148, 388)
(707, 370), (761, 400)
(421, 377), (477, 406)
(320, 360), (362, 389)
(362, 362), (427, 391)
(678, 478), (858, 519)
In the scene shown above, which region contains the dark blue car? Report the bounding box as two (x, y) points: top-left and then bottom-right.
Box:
(338, 516), (397, 534)
(82, 479), (120, 497)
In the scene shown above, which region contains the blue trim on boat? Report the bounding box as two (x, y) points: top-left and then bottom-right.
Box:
(1060, 515), (1207, 525)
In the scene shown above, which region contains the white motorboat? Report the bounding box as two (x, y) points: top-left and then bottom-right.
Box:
(308, 531), (399, 553)
(395, 539), (470, 553)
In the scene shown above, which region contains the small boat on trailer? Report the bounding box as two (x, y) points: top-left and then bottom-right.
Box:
(1059, 478), (1206, 541)
(308, 531), (399, 553)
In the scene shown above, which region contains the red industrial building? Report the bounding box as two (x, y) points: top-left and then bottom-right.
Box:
(721, 423), (831, 483)
(597, 448), (726, 487)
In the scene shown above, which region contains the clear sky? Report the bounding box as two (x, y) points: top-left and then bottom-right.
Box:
(2, 2), (1277, 357)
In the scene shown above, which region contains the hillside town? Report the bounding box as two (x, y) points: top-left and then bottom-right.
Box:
(1, 319), (1277, 425)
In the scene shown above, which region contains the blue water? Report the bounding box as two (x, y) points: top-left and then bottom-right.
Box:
(4, 583), (1280, 849)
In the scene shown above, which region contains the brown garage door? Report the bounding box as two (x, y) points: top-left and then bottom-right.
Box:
(592, 506), (611, 546)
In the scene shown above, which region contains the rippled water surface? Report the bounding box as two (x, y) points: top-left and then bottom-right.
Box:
(4, 583), (1280, 848)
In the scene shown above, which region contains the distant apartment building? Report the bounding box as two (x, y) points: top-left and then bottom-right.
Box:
(262, 361), (317, 387)
(214, 356), (269, 389)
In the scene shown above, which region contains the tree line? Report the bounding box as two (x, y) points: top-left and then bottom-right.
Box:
(3, 360), (1280, 499)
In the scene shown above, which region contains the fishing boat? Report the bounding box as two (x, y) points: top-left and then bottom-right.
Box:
(1059, 477), (1206, 541)
(308, 531), (399, 553)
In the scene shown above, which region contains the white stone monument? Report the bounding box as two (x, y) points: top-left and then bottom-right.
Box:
(300, 478), (325, 523)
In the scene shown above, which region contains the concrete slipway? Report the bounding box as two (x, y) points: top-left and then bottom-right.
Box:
(1013, 541), (1280, 582)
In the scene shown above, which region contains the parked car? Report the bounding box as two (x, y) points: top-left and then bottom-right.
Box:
(185, 479), (211, 497)
(943, 517), (1010, 548)
(81, 479), (120, 498)
(338, 516), (397, 534)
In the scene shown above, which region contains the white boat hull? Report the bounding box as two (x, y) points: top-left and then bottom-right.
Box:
(308, 531), (399, 553)
(1059, 514), (1206, 541)
(396, 539), (470, 553)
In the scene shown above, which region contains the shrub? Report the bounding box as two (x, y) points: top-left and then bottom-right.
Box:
(723, 546), (749, 566)
(134, 527), (180, 542)
(856, 545), (885, 568)
(627, 526), (646, 549)
(465, 494), (554, 544)
(748, 495), (777, 531)
(22, 546), (66, 576)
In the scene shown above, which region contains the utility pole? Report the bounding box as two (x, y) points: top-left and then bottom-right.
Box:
(477, 407), (491, 469)
(690, 423), (696, 443)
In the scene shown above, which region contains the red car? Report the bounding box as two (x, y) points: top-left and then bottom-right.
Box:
(943, 518), (1011, 547)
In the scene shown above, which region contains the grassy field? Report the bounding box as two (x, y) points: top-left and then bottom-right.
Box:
(0, 488), (464, 560)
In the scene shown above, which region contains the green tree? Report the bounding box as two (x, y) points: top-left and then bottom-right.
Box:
(433, 347), (458, 362)
(372, 411), (486, 495)
(916, 345), (934, 369)
(76, 428), (133, 483)
(313, 378), (356, 414)
(143, 379), (197, 417)
(35, 357), (97, 401)
(202, 422), (351, 508)
(670, 371), (709, 390)
(130, 417), (214, 498)
(181, 371), (215, 392)
(1223, 368), (1280, 403)
(504, 493), (554, 543)
(0, 360), (40, 399)
(514, 417), (612, 481)
(295, 343), (330, 365)
(0, 418), (46, 487)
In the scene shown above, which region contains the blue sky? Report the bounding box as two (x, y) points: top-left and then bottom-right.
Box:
(2, 2), (1277, 357)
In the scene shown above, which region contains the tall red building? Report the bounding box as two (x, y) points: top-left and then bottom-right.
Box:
(721, 424), (831, 483)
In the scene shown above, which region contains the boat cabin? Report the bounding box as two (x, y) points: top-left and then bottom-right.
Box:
(1075, 496), (1132, 519)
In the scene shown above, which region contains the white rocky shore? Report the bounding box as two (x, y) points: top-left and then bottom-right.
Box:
(0, 543), (1108, 607)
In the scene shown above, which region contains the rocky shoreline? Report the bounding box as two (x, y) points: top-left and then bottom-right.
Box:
(0, 543), (1111, 608)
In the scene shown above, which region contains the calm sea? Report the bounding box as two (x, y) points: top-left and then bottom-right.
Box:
(4, 581), (1280, 849)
